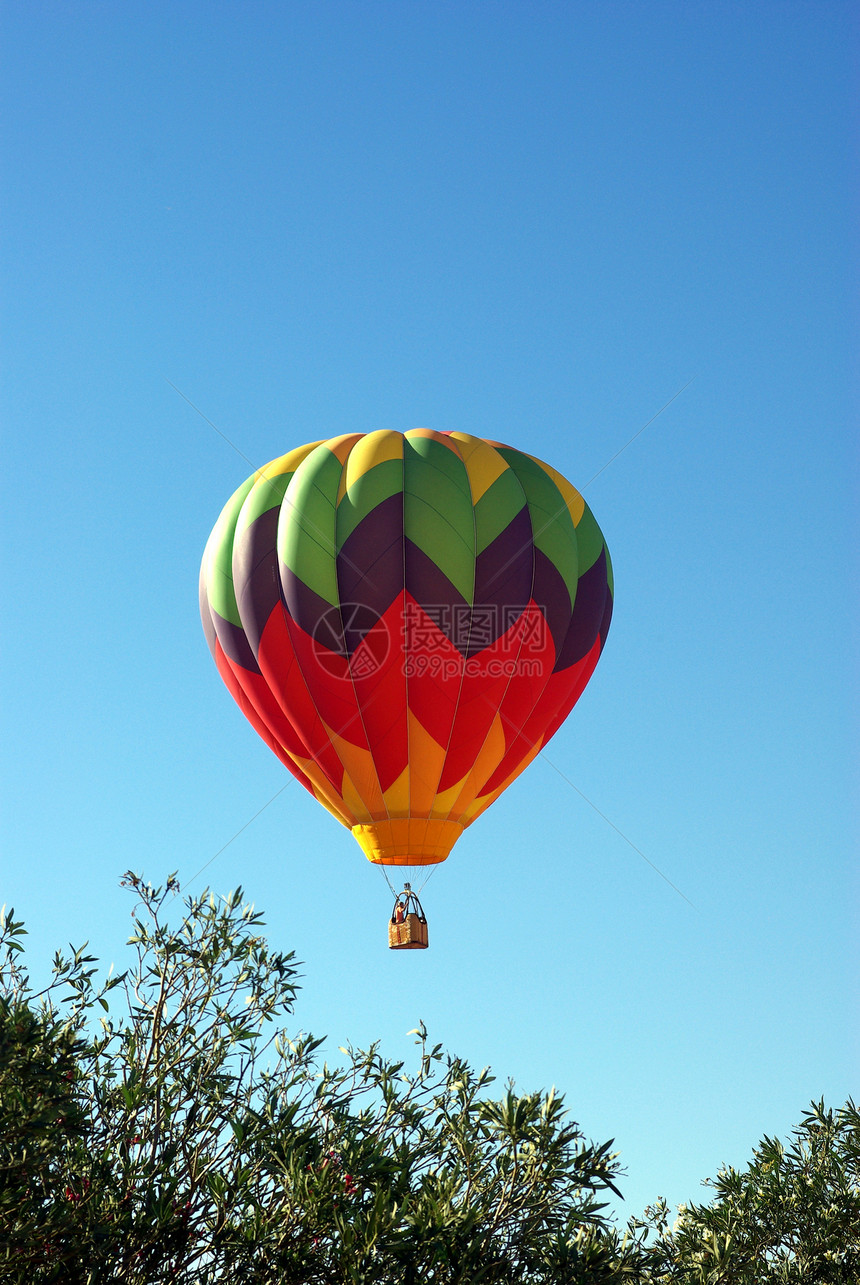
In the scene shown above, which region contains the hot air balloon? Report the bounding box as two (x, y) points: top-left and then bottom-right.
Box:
(200, 429), (613, 947)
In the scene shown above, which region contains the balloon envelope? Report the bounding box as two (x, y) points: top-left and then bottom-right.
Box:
(200, 430), (613, 866)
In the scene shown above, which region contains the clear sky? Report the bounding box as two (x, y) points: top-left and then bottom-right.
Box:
(1, 0), (856, 1222)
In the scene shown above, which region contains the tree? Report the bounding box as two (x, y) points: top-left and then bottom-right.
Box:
(0, 874), (637, 1283)
(640, 1101), (860, 1284)
(0, 971), (88, 1267)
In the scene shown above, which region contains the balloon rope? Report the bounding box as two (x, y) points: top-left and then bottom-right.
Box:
(379, 865), (437, 898)
(415, 865), (436, 896)
(380, 866), (399, 898)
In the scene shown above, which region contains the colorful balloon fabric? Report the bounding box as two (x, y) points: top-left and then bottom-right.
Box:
(200, 429), (613, 866)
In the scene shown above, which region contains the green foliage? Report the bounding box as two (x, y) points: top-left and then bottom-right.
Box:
(641, 1101), (860, 1284)
(0, 875), (633, 1283)
(0, 996), (87, 1268)
(3, 876), (856, 1283)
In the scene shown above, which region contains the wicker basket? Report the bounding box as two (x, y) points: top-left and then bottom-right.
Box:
(388, 911), (429, 950)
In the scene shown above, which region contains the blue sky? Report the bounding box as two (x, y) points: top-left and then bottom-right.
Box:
(2, 0), (856, 1221)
